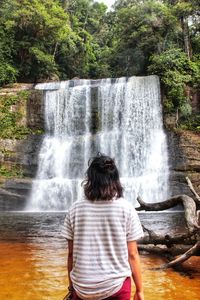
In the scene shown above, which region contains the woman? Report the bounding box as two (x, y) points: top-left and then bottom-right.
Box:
(61, 154), (144, 300)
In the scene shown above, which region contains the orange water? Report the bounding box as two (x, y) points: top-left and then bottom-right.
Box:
(0, 239), (199, 300)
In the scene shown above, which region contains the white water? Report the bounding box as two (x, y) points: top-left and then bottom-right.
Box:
(27, 76), (169, 211)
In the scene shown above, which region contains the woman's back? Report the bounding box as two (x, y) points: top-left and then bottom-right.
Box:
(62, 197), (143, 299)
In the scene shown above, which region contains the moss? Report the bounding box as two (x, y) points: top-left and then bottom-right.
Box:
(178, 114), (200, 132)
(0, 90), (33, 139)
(0, 148), (14, 158)
(164, 103), (200, 132)
(0, 164), (24, 178)
(33, 129), (45, 135)
(163, 98), (175, 114)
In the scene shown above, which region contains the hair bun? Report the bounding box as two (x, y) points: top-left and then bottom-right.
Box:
(88, 153), (116, 173)
(102, 159), (115, 171)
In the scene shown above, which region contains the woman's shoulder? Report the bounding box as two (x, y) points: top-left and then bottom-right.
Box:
(114, 197), (136, 210)
(68, 198), (136, 212)
(68, 198), (91, 211)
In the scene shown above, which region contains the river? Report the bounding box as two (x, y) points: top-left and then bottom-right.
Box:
(0, 212), (199, 300)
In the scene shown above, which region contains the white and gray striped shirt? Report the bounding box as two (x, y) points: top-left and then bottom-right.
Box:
(61, 197), (144, 300)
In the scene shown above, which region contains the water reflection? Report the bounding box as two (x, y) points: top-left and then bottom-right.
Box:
(0, 240), (68, 300)
(0, 212), (199, 300)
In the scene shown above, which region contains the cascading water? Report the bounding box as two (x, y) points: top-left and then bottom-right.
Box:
(27, 76), (170, 211)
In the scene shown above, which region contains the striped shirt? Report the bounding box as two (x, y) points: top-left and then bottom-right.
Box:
(61, 197), (144, 300)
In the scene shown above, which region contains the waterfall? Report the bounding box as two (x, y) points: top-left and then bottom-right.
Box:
(27, 76), (169, 211)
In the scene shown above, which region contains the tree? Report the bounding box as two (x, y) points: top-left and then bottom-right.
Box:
(0, 2), (18, 86)
(58, 0), (109, 78)
(0, 0), (73, 82)
(107, 0), (181, 76)
(148, 48), (194, 113)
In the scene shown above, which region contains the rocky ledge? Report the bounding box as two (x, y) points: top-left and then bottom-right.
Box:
(0, 178), (32, 210)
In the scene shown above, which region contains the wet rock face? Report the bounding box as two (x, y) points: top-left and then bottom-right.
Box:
(0, 135), (43, 211)
(0, 179), (32, 210)
(0, 85), (44, 210)
(0, 135), (43, 177)
(0, 85), (44, 132)
(0, 85), (44, 178)
(26, 90), (44, 131)
(167, 130), (200, 196)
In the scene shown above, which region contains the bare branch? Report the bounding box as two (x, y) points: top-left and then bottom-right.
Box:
(155, 241), (200, 270)
(138, 244), (192, 256)
(186, 176), (200, 204)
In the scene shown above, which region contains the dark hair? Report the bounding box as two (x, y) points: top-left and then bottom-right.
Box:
(82, 153), (123, 201)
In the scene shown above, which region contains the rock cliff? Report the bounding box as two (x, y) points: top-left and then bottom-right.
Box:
(167, 130), (200, 197)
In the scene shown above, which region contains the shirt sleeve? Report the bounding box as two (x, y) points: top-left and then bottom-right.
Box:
(126, 206), (144, 241)
(60, 211), (73, 240)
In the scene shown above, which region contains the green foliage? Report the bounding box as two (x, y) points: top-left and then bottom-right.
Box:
(57, 0), (108, 78)
(0, 148), (13, 158)
(29, 47), (58, 79)
(0, 90), (44, 139)
(180, 101), (192, 118)
(0, 91), (32, 139)
(148, 48), (195, 114)
(0, 0), (72, 82)
(0, 164), (23, 178)
(0, 24), (18, 86)
(0, 0), (199, 83)
(0, 63), (18, 86)
(163, 98), (174, 113)
(108, 0), (180, 77)
(179, 114), (200, 132)
(190, 55), (200, 88)
(0, 0), (199, 131)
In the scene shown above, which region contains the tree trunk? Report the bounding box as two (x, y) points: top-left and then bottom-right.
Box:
(180, 16), (192, 59)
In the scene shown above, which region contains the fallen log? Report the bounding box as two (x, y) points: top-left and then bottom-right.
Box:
(140, 225), (198, 246)
(136, 182), (200, 270)
(137, 194), (200, 232)
(138, 244), (192, 256)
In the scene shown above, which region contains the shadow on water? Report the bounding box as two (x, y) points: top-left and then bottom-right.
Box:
(0, 212), (199, 300)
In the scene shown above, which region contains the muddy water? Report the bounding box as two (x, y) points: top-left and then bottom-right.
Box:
(0, 212), (199, 300)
